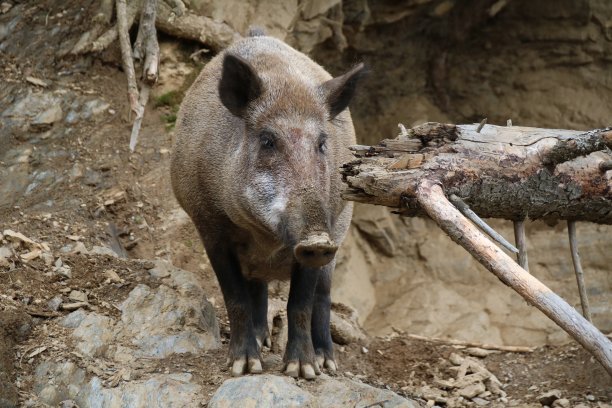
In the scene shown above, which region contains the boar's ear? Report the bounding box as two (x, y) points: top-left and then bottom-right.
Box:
(219, 54), (263, 118)
(320, 63), (366, 120)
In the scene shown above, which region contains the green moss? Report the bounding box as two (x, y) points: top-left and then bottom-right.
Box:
(154, 90), (182, 108)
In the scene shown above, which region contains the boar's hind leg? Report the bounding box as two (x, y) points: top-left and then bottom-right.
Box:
(247, 280), (270, 349)
(204, 241), (262, 377)
(284, 265), (320, 380)
(311, 263), (337, 372)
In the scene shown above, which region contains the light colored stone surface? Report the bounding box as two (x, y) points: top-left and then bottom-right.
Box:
(208, 375), (316, 408)
(208, 374), (419, 408)
(308, 375), (419, 407)
(37, 264), (220, 406)
(120, 283), (219, 358)
(34, 361), (201, 408)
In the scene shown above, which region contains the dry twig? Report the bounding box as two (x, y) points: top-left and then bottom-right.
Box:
(403, 333), (535, 353)
(116, 0), (140, 119)
(567, 221), (592, 322)
(513, 219), (529, 271)
(449, 194), (518, 254)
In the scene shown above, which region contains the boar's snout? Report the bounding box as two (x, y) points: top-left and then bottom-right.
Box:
(294, 232), (338, 268)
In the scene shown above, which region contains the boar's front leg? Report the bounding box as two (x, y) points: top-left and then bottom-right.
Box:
(204, 241), (262, 377)
(311, 263), (337, 372)
(247, 280), (271, 349)
(284, 264), (321, 380)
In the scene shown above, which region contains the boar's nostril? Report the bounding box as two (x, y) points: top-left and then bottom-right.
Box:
(294, 233), (338, 268)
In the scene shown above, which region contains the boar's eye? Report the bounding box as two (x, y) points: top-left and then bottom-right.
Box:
(318, 133), (328, 153)
(259, 131), (276, 150)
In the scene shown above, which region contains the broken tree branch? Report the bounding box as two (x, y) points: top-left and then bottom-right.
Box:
(416, 180), (612, 376)
(342, 123), (612, 224)
(568, 220), (592, 322)
(402, 333), (535, 353)
(449, 194), (518, 254)
(513, 219), (529, 271)
(155, 0), (240, 52)
(128, 0), (159, 151)
(116, 0), (140, 119)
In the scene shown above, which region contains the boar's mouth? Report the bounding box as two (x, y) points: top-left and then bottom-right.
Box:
(293, 232), (338, 268)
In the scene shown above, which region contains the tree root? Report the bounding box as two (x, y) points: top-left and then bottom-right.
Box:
(69, 0), (239, 150)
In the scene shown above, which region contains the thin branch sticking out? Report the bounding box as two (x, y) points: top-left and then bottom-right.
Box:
(567, 221), (592, 322)
(513, 219), (529, 271)
(476, 118), (487, 133)
(449, 194), (518, 254)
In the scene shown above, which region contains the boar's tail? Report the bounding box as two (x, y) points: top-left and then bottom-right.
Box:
(248, 26), (266, 37)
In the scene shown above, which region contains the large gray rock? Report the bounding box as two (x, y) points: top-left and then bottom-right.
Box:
(208, 375), (316, 408)
(307, 376), (420, 408)
(39, 264), (220, 406)
(120, 283), (219, 358)
(34, 361), (201, 408)
(208, 375), (420, 408)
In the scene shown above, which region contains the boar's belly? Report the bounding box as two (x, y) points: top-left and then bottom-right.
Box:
(238, 248), (294, 282)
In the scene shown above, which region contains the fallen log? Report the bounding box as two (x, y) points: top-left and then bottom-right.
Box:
(341, 122), (612, 376)
(342, 122), (612, 223)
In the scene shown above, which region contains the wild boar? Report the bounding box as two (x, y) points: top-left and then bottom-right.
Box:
(171, 29), (364, 379)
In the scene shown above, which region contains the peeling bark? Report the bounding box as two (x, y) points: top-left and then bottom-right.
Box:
(342, 123), (612, 224)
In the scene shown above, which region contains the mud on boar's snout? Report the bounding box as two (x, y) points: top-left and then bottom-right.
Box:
(294, 232), (338, 267)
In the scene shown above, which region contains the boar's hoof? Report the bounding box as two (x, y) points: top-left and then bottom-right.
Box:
(284, 360), (320, 380)
(316, 354), (337, 372)
(230, 357), (263, 377)
(294, 233), (338, 268)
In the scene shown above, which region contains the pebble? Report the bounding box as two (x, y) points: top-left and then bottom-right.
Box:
(47, 296), (63, 311)
(538, 389), (562, 406)
(552, 398), (570, 408)
(472, 397), (489, 406)
(68, 290), (87, 303)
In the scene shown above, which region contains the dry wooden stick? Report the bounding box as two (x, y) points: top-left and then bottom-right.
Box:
(513, 219), (529, 271)
(568, 220), (592, 322)
(417, 180), (612, 376)
(129, 85), (150, 151)
(449, 194), (518, 254)
(403, 333), (535, 353)
(128, 0), (159, 151)
(116, 0), (140, 120)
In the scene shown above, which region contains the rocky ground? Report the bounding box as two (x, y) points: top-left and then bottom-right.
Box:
(0, 1), (611, 407)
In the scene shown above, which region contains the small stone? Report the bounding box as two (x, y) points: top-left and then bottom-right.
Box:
(149, 260), (172, 279)
(90, 245), (118, 257)
(104, 269), (122, 283)
(47, 296), (63, 311)
(68, 290), (88, 303)
(449, 353), (465, 365)
(552, 398), (570, 408)
(361, 346), (368, 354)
(61, 301), (88, 311)
(32, 105), (63, 125)
(458, 382), (486, 399)
(464, 347), (498, 358)
(472, 397), (489, 406)
(585, 394), (596, 402)
(25, 76), (49, 88)
(538, 390), (562, 406)
(0, 2), (13, 14)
